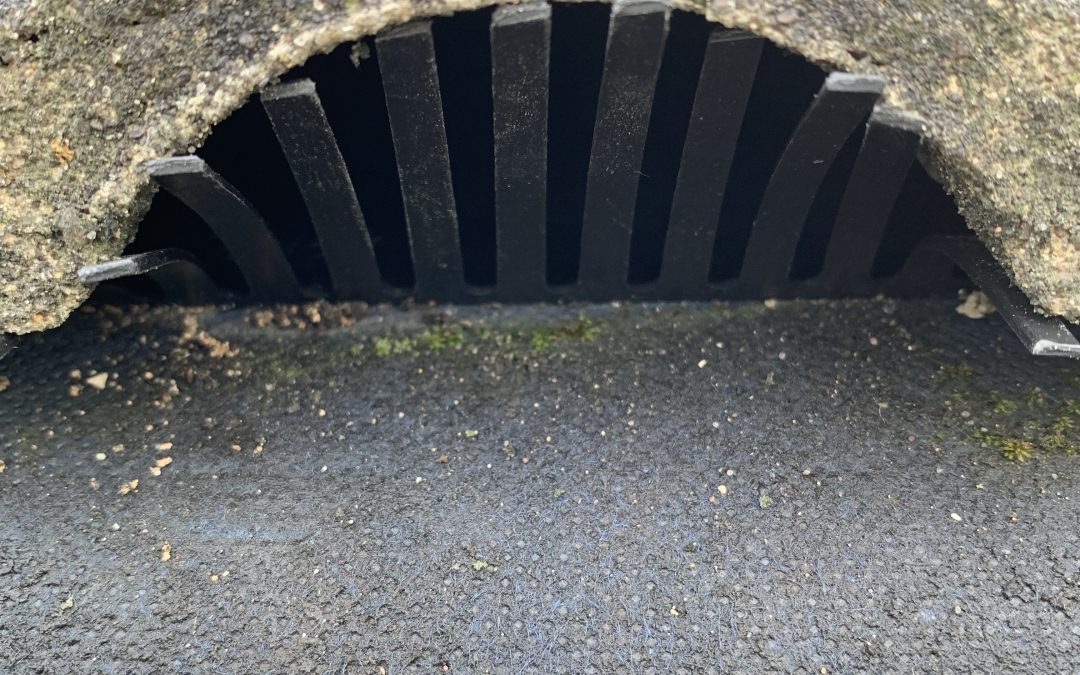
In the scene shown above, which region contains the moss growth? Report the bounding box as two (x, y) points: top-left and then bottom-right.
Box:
(369, 315), (600, 358)
(1022, 387), (1047, 408)
(1040, 414), (1077, 457)
(969, 394), (1080, 463)
(529, 315), (597, 351)
(1000, 438), (1035, 464)
(972, 431), (1034, 464)
(418, 325), (465, 352)
(934, 363), (974, 381)
(989, 391), (1018, 415)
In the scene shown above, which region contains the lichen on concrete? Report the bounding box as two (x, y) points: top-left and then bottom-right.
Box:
(0, 0), (1077, 334)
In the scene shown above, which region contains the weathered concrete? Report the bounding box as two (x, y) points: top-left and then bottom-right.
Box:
(0, 0), (1077, 334)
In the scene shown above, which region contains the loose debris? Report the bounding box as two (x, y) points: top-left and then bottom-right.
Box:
(160, 541), (172, 562)
(117, 479), (139, 496)
(955, 290), (995, 319)
(149, 456), (173, 476)
(247, 301), (366, 330)
(48, 137), (74, 167)
(180, 315), (238, 358)
(85, 372), (108, 390)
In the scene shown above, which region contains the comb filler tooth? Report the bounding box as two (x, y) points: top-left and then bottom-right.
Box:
(817, 106), (923, 294)
(656, 29), (762, 299)
(491, 2), (552, 301)
(376, 20), (466, 301)
(738, 72), (885, 297)
(78, 249), (219, 304)
(578, 0), (670, 299)
(146, 156), (303, 302)
(911, 237), (1080, 359)
(261, 78), (385, 301)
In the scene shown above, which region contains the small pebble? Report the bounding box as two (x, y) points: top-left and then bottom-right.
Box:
(777, 7), (799, 24)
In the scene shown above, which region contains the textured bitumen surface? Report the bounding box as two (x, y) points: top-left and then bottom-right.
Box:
(1, 299), (1079, 673)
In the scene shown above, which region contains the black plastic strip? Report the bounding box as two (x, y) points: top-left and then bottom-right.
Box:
(261, 79), (384, 300)
(739, 73), (884, 295)
(491, 2), (551, 300)
(145, 156), (302, 301)
(78, 249), (219, 304)
(817, 106), (922, 291)
(577, 0), (670, 297)
(655, 29), (762, 298)
(376, 21), (465, 300)
(915, 237), (1080, 359)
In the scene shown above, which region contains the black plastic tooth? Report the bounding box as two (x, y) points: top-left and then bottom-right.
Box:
(655, 29), (762, 299)
(491, 2), (552, 301)
(376, 21), (465, 301)
(146, 156), (303, 302)
(577, 0), (670, 298)
(739, 72), (885, 296)
(261, 79), (385, 300)
(814, 106), (923, 294)
(78, 248), (219, 304)
(902, 237), (1080, 359)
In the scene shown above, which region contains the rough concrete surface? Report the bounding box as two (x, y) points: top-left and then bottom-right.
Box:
(1, 0), (1079, 335)
(1, 299), (1079, 672)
